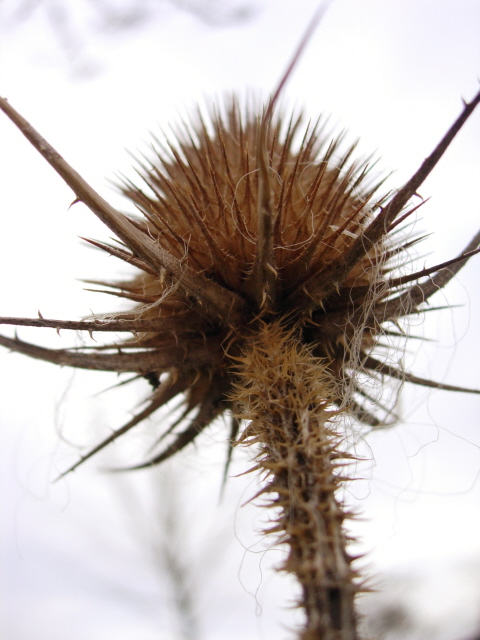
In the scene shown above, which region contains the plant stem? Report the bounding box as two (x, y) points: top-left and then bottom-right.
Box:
(234, 322), (359, 639)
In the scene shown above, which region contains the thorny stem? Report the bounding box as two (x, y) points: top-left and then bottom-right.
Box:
(235, 323), (358, 639)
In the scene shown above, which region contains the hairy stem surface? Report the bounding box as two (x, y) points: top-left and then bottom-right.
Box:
(234, 322), (358, 639)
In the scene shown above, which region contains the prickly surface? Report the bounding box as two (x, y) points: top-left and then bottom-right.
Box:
(235, 322), (359, 639)
(1, 94), (479, 475)
(1, 89), (479, 640)
(0, 99), (401, 473)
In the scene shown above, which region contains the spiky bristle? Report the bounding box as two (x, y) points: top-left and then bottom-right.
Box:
(0, 92), (479, 479)
(234, 321), (360, 637)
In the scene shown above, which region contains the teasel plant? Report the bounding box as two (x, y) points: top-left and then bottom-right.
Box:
(1, 9), (480, 639)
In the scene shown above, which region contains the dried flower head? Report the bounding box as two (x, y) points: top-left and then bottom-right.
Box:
(1, 90), (478, 478)
(1, 15), (480, 637)
(0, 10), (480, 640)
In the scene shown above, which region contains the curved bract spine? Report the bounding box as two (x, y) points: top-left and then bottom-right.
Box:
(0, 78), (479, 640)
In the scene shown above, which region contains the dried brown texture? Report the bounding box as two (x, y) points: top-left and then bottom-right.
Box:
(0, 95), (407, 477)
(1, 86), (480, 640)
(235, 322), (358, 638)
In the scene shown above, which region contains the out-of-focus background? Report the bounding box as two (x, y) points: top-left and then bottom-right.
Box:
(1, 1), (479, 638)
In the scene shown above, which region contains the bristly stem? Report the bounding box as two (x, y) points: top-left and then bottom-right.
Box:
(235, 322), (358, 639)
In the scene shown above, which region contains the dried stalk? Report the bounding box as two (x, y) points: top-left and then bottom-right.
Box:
(1, 27), (479, 638)
(235, 322), (358, 639)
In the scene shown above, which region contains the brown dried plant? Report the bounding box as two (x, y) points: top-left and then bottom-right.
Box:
(1, 19), (480, 640)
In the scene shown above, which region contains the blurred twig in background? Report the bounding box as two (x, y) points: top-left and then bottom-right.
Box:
(2, 0), (259, 75)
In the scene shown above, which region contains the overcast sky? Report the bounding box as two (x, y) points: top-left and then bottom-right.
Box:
(1, 2), (480, 639)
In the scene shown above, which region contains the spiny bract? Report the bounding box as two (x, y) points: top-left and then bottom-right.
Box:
(0, 93), (479, 478)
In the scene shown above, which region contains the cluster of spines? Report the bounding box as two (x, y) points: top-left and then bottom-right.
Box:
(234, 321), (360, 638)
(0, 92), (479, 481)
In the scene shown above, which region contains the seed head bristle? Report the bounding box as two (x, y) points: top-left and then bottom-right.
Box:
(0, 90), (479, 478)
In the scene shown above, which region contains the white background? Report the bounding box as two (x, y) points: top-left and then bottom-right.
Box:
(1, 1), (480, 638)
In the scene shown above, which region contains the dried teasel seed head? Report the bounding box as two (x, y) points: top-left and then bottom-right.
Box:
(0, 85), (479, 478)
(1, 29), (480, 637)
